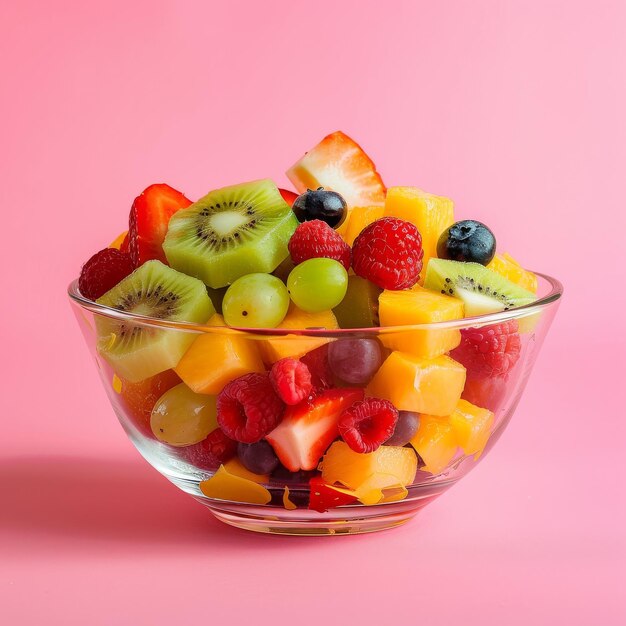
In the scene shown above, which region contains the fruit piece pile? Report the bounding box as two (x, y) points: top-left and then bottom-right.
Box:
(79, 131), (539, 512)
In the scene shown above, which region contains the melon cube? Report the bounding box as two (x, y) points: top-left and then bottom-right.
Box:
(384, 186), (454, 281)
(379, 286), (464, 358)
(259, 303), (338, 363)
(175, 314), (265, 394)
(410, 415), (458, 475)
(367, 352), (466, 416)
(449, 399), (494, 458)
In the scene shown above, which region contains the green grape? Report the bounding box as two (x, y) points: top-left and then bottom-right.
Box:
(287, 258), (348, 313)
(222, 273), (290, 328)
(150, 383), (217, 446)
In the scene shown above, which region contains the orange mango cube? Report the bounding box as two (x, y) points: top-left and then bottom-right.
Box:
(199, 465), (271, 504)
(384, 186), (454, 281)
(488, 253), (538, 294)
(175, 314), (265, 394)
(367, 352), (466, 416)
(379, 286), (464, 358)
(449, 399), (494, 458)
(410, 415), (458, 475)
(321, 441), (417, 491)
(338, 206), (385, 246)
(259, 303), (338, 363)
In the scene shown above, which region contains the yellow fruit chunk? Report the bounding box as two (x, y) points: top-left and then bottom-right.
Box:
(384, 186), (454, 281)
(339, 206), (385, 246)
(112, 374), (123, 394)
(223, 458), (269, 484)
(449, 399), (494, 459)
(259, 303), (338, 363)
(321, 441), (417, 491)
(488, 253), (538, 294)
(283, 486), (297, 510)
(109, 231), (128, 250)
(379, 286), (464, 358)
(175, 314), (265, 394)
(199, 465), (272, 504)
(410, 415), (458, 474)
(367, 352), (466, 416)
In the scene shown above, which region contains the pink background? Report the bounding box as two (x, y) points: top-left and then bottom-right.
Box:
(1, 0), (624, 623)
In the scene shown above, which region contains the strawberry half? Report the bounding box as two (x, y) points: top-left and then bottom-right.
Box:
(128, 183), (193, 267)
(265, 388), (364, 472)
(286, 131), (386, 208)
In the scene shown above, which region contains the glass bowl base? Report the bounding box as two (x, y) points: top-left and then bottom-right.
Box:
(198, 497), (437, 536)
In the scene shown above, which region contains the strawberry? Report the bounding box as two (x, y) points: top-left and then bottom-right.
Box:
(128, 183), (193, 267)
(265, 388), (364, 472)
(308, 476), (357, 513)
(279, 188), (298, 207)
(286, 131), (386, 208)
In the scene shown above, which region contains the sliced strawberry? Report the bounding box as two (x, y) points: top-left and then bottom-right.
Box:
(279, 188), (298, 207)
(265, 388), (364, 472)
(128, 183), (193, 266)
(308, 476), (357, 513)
(286, 131), (386, 208)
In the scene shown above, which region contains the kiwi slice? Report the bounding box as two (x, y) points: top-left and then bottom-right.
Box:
(424, 259), (536, 316)
(333, 275), (381, 328)
(163, 179), (298, 289)
(96, 260), (215, 383)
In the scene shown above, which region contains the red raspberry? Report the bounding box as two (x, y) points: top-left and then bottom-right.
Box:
(452, 321), (521, 379)
(352, 217), (423, 290)
(78, 248), (135, 300)
(217, 373), (285, 443)
(270, 358), (313, 405)
(180, 428), (238, 471)
(288, 220), (351, 271)
(338, 398), (399, 453)
(300, 344), (333, 392)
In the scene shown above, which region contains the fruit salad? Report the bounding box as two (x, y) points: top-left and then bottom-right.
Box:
(76, 131), (540, 513)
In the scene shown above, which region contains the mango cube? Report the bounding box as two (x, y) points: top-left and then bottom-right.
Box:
(379, 286), (464, 358)
(259, 303), (338, 363)
(199, 465), (271, 504)
(488, 253), (538, 294)
(339, 205), (385, 245)
(175, 314), (264, 394)
(449, 399), (494, 458)
(410, 415), (458, 475)
(367, 352), (466, 416)
(384, 186), (454, 280)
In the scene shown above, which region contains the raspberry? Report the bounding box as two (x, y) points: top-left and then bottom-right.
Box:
(78, 248), (135, 300)
(338, 398), (399, 453)
(181, 428), (238, 471)
(270, 358), (313, 405)
(288, 220), (351, 271)
(352, 217), (423, 290)
(217, 373), (285, 443)
(452, 321), (521, 379)
(300, 344), (333, 392)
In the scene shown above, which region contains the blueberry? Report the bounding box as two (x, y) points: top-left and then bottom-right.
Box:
(292, 187), (347, 228)
(437, 220), (496, 265)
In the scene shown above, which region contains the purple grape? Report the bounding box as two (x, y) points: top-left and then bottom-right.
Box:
(385, 411), (420, 446)
(327, 338), (383, 384)
(237, 441), (279, 475)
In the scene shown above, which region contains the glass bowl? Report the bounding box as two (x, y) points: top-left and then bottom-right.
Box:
(68, 273), (561, 536)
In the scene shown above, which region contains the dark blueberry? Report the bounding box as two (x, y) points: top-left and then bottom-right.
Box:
(237, 441), (279, 475)
(292, 187), (348, 228)
(437, 220), (496, 265)
(385, 411), (420, 446)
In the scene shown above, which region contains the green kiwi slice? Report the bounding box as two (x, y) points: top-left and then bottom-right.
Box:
(333, 275), (381, 328)
(96, 260), (215, 382)
(163, 179), (299, 289)
(424, 259), (536, 316)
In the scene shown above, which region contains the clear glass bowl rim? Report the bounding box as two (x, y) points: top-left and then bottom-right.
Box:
(67, 271), (563, 338)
